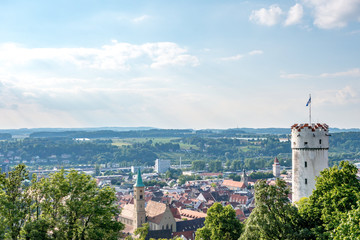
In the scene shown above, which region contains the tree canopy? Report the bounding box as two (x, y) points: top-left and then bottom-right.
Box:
(240, 179), (310, 240)
(298, 161), (360, 238)
(0, 164), (123, 240)
(196, 202), (242, 240)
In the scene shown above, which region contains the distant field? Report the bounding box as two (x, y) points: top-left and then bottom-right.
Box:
(111, 140), (131, 147)
(111, 137), (199, 150)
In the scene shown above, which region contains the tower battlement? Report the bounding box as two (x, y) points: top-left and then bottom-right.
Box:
(291, 123), (329, 149)
(291, 123), (328, 132)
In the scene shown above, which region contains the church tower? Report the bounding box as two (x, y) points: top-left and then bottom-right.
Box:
(291, 123), (329, 203)
(133, 169), (146, 228)
(273, 157), (280, 178)
(241, 169), (248, 187)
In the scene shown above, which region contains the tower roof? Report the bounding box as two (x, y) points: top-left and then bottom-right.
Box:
(134, 168), (145, 187)
(274, 157), (279, 164)
(291, 123), (329, 132)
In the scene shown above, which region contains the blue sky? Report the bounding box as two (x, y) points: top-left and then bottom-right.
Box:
(0, 0), (359, 129)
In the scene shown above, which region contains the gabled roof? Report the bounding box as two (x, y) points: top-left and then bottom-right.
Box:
(179, 209), (207, 219)
(230, 194), (248, 204)
(222, 179), (247, 189)
(146, 200), (167, 218)
(119, 203), (134, 219)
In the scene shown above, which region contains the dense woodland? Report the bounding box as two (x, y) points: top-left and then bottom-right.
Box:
(0, 130), (359, 170)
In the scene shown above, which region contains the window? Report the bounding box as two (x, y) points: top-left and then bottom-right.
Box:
(304, 142), (308, 145)
(319, 139), (322, 144)
(140, 195), (143, 200)
(305, 161), (307, 168)
(305, 179), (307, 184)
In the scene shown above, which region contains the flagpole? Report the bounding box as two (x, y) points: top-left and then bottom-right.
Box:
(309, 94), (311, 125)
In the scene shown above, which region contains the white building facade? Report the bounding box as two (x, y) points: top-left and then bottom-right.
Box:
(155, 159), (171, 173)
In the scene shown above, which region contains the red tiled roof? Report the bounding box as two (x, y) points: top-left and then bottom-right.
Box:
(229, 194), (248, 204)
(173, 230), (195, 240)
(180, 209), (207, 219)
(222, 180), (247, 189)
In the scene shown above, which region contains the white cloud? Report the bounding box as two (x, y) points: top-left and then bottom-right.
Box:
(319, 68), (360, 78)
(248, 50), (264, 55)
(249, 5), (283, 26)
(280, 73), (311, 79)
(316, 86), (358, 105)
(285, 4), (304, 26)
(132, 15), (149, 23)
(0, 41), (199, 71)
(281, 68), (360, 79)
(220, 54), (244, 61)
(220, 50), (263, 61)
(303, 0), (360, 29)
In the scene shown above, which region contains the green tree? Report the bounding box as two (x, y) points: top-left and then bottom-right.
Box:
(134, 223), (149, 240)
(0, 164), (31, 240)
(208, 160), (222, 173)
(240, 179), (310, 240)
(231, 160), (242, 171)
(196, 202), (242, 240)
(94, 164), (101, 176)
(192, 160), (206, 171)
(298, 161), (360, 238)
(332, 201), (360, 239)
(225, 159), (231, 169)
(29, 169), (124, 240)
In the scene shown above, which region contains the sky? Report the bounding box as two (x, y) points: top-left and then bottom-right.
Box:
(0, 0), (359, 129)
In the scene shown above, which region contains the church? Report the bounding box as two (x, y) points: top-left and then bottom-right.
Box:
(118, 169), (177, 233)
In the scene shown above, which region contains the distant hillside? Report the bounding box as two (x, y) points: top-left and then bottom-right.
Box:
(0, 126), (359, 138)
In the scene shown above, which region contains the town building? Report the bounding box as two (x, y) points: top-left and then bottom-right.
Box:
(155, 159), (171, 173)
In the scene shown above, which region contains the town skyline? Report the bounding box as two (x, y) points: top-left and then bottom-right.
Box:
(0, 0), (359, 129)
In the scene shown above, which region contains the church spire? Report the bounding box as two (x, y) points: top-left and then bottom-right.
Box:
(134, 168), (145, 187)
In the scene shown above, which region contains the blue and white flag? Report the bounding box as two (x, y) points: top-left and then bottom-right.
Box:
(306, 96), (311, 106)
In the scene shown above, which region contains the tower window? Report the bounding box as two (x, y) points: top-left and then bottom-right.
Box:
(319, 139), (322, 144)
(305, 161), (307, 168)
(304, 142), (308, 145)
(305, 179), (307, 184)
(140, 195), (143, 199)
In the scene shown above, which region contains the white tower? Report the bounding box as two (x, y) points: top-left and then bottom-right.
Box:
(291, 123), (329, 203)
(273, 157), (280, 178)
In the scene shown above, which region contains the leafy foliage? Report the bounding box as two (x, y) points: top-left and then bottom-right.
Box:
(332, 201), (360, 240)
(248, 171), (274, 179)
(240, 179), (311, 240)
(298, 161), (360, 238)
(196, 202), (242, 240)
(0, 165), (123, 240)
